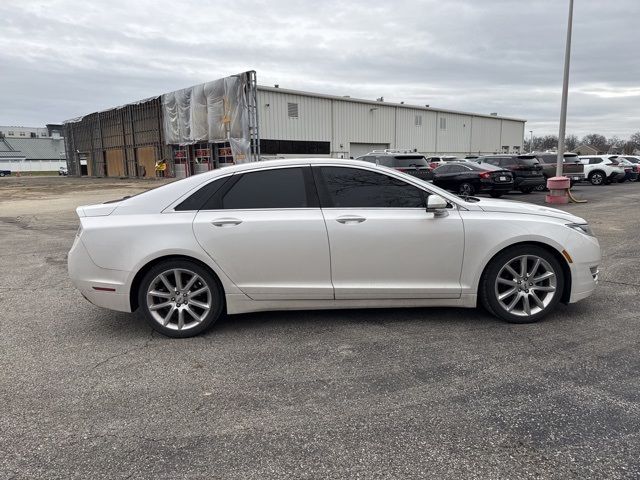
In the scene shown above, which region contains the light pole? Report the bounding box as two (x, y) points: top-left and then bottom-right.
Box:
(556, 0), (574, 177)
(529, 130), (534, 152)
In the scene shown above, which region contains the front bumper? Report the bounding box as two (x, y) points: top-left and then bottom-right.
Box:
(68, 237), (132, 312)
(565, 232), (601, 304)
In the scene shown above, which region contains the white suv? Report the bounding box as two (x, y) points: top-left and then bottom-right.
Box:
(578, 155), (625, 185)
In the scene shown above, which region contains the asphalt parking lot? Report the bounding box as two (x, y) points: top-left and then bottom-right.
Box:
(1, 176), (639, 479)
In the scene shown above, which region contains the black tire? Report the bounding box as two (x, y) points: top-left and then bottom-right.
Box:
(489, 191), (503, 198)
(589, 171), (605, 185)
(519, 187), (534, 194)
(534, 183), (547, 192)
(0, 172), (5, 177)
(479, 245), (565, 324)
(458, 182), (475, 196)
(137, 259), (224, 338)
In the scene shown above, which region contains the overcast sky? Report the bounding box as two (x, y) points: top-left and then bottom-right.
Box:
(1, 0), (638, 138)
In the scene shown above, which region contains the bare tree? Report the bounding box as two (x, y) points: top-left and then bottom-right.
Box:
(565, 134), (578, 151)
(581, 134), (608, 152)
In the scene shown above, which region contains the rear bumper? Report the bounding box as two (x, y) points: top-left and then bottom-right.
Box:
(68, 237), (132, 312)
(514, 176), (546, 188)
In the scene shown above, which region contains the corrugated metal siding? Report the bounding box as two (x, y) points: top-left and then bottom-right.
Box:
(500, 120), (525, 151)
(396, 109), (437, 152)
(470, 117), (502, 154)
(256, 88), (524, 156)
(257, 90), (331, 141)
(331, 100), (395, 154)
(436, 113), (472, 154)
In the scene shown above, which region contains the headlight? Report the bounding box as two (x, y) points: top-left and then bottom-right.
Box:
(566, 223), (594, 237)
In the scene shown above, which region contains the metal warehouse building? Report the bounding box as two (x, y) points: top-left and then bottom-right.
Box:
(64, 71), (525, 178)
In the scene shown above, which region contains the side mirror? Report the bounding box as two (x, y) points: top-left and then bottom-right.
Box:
(426, 195), (448, 217)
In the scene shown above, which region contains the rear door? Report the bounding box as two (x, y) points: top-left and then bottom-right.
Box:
(193, 166), (333, 300)
(313, 165), (464, 299)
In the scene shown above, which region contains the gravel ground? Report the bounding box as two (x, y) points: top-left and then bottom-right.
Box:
(1, 176), (639, 479)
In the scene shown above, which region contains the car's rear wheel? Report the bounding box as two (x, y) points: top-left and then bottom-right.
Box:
(534, 183), (547, 192)
(589, 171), (604, 185)
(458, 182), (475, 196)
(138, 260), (224, 338)
(480, 245), (564, 324)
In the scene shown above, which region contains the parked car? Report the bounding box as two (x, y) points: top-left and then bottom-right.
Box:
(68, 158), (601, 338)
(426, 155), (464, 169)
(432, 161), (513, 197)
(578, 156), (626, 185)
(529, 152), (585, 190)
(58, 166), (68, 176)
(0, 169), (11, 177)
(618, 156), (640, 182)
(476, 155), (545, 193)
(612, 157), (640, 182)
(358, 150), (433, 181)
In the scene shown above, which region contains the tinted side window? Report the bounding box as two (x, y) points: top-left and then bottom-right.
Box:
(435, 165), (452, 174)
(315, 167), (426, 208)
(175, 176), (232, 211)
(221, 167), (311, 209)
(501, 158), (517, 166)
(590, 158), (602, 164)
(485, 158), (500, 166)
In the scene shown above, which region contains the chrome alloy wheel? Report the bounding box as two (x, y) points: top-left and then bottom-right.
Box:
(494, 255), (557, 317)
(146, 268), (212, 331)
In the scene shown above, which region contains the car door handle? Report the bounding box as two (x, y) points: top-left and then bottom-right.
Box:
(211, 218), (243, 227)
(336, 215), (366, 224)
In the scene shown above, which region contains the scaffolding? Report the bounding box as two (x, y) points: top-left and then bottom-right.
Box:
(64, 71), (259, 178)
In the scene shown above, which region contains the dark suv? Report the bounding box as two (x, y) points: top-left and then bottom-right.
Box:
(476, 155), (545, 193)
(358, 151), (433, 181)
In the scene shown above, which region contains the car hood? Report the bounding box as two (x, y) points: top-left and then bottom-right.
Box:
(474, 198), (585, 222)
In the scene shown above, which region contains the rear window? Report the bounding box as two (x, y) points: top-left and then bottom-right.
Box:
(392, 156), (428, 167)
(516, 157), (540, 166)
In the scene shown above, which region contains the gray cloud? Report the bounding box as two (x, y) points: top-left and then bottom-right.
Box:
(1, 0), (638, 137)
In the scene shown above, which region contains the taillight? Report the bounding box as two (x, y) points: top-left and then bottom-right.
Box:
(479, 171), (491, 179)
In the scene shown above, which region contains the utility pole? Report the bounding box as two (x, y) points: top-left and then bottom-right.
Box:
(529, 130), (534, 152)
(556, 0), (574, 177)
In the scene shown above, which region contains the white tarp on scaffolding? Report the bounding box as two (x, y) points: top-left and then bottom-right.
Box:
(162, 73), (252, 162)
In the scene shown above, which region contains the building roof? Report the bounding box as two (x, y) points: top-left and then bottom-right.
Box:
(2, 137), (66, 160)
(258, 85), (527, 123)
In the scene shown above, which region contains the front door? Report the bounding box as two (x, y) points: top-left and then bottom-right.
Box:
(313, 165), (464, 299)
(193, 166), (333, 300)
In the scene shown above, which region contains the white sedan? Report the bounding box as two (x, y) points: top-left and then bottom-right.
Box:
(68, 159), (601, 338)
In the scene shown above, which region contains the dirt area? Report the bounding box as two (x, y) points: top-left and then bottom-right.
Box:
(0, 176), (174, 217)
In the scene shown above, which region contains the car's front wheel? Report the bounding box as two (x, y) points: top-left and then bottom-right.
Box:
(138, 259), (224, 338)
(458, 182), (475, 196)
(480, 245), (564, 324)
(589, 171), (605, 185)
